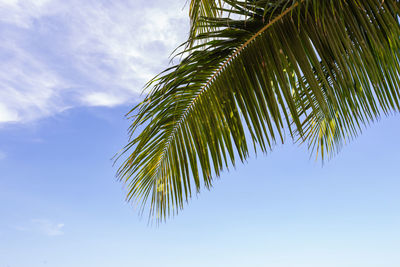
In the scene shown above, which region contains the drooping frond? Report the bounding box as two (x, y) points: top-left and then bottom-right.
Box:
(293, 0), (400, 158)
(118, 0), (400, 221)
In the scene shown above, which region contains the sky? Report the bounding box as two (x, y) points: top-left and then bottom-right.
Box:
(0, 1), (400, 267)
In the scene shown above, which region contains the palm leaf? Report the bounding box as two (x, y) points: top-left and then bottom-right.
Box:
(294, 0), (400, 158)
(118, 0), (400, 221)
(188, 0), (223, 46)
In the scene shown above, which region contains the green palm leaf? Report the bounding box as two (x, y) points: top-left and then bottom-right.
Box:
(117, 0), (400, 221)
(188, 0), (223, 46)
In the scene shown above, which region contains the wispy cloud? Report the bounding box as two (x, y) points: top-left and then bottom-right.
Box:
(0, 0), (189, 123)
(31, 219), (65, 236)
(0, 39), (69, 123)
(13, 219), (65, 236)
(13, 225), (28, 231)
(0, 151), (5, 160)
(0, 0), (61, 28)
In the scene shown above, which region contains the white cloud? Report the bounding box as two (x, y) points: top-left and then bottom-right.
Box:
(31, 219), (65, 236)
(0, 0), (60, 28)
(0, 0), (189, 123)
(0, 40), (69, 123)
(64, 0), (188, 101)
(0, 103), (19, 122)
(82, 92), (125, 107)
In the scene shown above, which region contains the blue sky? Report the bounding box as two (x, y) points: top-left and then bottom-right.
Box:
(1, 1), (400, 267)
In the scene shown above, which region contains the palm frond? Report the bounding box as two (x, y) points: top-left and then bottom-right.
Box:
(188, 0), (223, 45)
(294, 0), (400, 158)
(118, 0), (400, 221)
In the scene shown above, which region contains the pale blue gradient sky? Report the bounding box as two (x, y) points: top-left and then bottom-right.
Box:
(1, 1), (400, 267)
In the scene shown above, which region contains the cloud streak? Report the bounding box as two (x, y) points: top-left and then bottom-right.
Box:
(0, 0), (189, 123)
(31, 219), (65, 236)
(14, 219), (65, 236)
(0, 38), (68, 123)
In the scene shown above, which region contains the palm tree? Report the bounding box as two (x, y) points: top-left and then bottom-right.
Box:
(117, 0), (400, 221)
